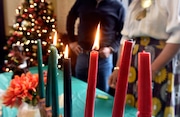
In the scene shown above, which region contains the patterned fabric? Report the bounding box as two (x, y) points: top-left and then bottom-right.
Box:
(125, 37), (180, 117)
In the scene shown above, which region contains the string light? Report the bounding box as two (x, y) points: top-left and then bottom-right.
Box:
(31, 40), (35, 43)
(31, 28), (35, 32)
(19, 27), (23, 31)
(23, 27), (27, 30)
(24, 9), (28, 12)
(34, 3), (37, 6)
(38, 33), (42, 37)
(26, 48), (29, 52)
(32, 19), (35, 22)
(30, 5), (34, 8)
(42, 41), (47, 45)
(30, 58), (34, 62)
(52, 25), (55, 28)
(27, 32), (30, 35)
(25, 40), (30, 45)
(51, 18), (55, 22)
(29, 14), (33, 18)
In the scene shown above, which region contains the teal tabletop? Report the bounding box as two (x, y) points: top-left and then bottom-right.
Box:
(0, 67), (137, 117)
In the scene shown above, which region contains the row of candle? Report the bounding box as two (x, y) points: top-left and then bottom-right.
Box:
(112, 40), (152, 117)
(83, 24), (152, 116)
(37, 25), (152, 117)
(37, 30), (72, 117)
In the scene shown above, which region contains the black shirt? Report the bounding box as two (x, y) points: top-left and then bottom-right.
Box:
(66, 0), (125, 52)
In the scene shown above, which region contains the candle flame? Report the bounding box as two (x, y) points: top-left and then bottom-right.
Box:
(92, 23), (100, 50)
(53, 30), (57, 46)
(64, 45), (69, 59)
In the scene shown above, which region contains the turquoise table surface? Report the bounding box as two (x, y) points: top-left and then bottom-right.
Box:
(0, 67), (137, 117)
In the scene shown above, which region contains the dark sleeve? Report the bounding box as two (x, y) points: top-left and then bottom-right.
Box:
(110, 4), (125, 53)
(66, 0), (81, 43)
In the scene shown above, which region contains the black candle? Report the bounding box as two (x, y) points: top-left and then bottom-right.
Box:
(63, 45), (72, 117)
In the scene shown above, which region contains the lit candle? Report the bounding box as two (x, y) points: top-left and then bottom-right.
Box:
(50, 45), (59, 117)
(63, 45), (72, 117)
(37, 39), (45, 99)
(46, 30), (59, 116)
(112, 40), (134, 117)
(137, 51), (152, 117)
(84, 23), (100, 117)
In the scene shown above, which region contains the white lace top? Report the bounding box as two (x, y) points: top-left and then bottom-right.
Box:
(121, 0), (180, 44)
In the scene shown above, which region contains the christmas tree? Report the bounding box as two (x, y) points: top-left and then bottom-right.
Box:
(3, 0), (64, 72)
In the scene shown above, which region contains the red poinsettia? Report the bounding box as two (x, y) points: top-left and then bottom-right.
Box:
(3, 72), (47, 107)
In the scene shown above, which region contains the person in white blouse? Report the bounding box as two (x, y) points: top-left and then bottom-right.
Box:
(109, 0), (180, 116)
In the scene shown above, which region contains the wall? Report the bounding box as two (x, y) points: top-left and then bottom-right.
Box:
(3, 0), (23, 35)
(3, 0), (75, 35)
(57, 0), (75, 34)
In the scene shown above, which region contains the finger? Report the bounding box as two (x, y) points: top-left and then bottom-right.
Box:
(108, 75), (113, 85)
(108, 75), (115, 88)
(109, 71), (118, 88)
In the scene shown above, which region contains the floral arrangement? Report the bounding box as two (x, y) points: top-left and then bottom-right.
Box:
(2, 72), (47, 108)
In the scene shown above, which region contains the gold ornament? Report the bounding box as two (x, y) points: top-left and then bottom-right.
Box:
(136, 0), (153, 21)
(136, 9), (146, 21)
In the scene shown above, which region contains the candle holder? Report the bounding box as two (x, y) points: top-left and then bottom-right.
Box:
(45, 107), (52, 117)
(38, 98), (46, 117)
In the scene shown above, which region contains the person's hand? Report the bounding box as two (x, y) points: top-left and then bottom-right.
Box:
(108, 69), (119, 89)
(99, 47), (112, 58)
(69, 42), (83, 56)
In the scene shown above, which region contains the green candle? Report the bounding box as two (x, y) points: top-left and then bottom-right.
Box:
(46, 53), (52, 107)
(50, 45), (59, 116)
(37, 39), (45, 99)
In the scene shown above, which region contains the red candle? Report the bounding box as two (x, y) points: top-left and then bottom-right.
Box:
(112, 40), (134, 117)
(137, 51), (152, 117)
(84, 23), (100, 117)
(84, 50), (99, 117)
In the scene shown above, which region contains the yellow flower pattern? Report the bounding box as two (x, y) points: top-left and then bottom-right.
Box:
(166, 73), (174, 93)
(140, 37), (150, 46)
(128, 37), (180, 116)
(133, 44), (139, 55)
(153, 68), (167, 84)
(128, 67), (136, 83)
(156, 40), (166, 49)
(126, 94), (135, 107)
(152, 97), (162, 116)
(164, 107), (174, 117)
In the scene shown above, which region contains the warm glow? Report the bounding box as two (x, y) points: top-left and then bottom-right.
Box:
(141, 0), (152, 8)
(92, 23), (100, 50)
(64, 45), (69, 59)
(41, 0), (44, 2)
(53, 30), (57, 46)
